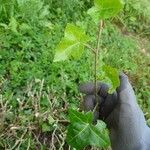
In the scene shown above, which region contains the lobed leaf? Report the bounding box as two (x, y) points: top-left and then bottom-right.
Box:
(68, 108), (93, 124)
(53, 23), (90, 62)
(88, 0), (123, 22)
(66, 109), (110, 149)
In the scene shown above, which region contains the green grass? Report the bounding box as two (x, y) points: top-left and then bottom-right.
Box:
(0, 0), (150, 149)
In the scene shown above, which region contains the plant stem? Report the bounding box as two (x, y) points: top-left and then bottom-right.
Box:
(94, 20), (103, 109)
(84, 44), (96, 54)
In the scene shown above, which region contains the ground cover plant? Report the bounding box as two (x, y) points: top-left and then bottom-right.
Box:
(0, 0), (150, 149)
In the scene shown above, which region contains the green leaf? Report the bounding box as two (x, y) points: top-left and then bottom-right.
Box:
(9, 17), (18, 33)
(68, 109), (93, 124)
(88, 0), (123, 22)
(42, 123), (52, 132)
(102, 65), (120, 93)
(53, 23), (90, 62)
(48, 115), (55, 124)
(87, 7), (100, 24)
(19, 23), (31, 32)
(66, 109), (110, 149)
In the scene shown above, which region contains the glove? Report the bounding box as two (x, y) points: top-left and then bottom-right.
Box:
(79, 73), (150, 150)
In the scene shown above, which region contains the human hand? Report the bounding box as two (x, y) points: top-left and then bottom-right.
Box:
(79, 73), (150, 150)
(79, 80), (118, 124)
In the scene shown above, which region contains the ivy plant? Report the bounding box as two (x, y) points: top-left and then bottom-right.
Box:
(53, 0), (123, 149)
(66, 109), (110, 149)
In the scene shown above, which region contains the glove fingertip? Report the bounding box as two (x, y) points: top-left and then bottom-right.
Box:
(83, 95), (96, 111)
(79, 82), (101, 95)
(117, 72), (129, 93)
(79, 82), (92, 94)
(119, 72), (128, 80)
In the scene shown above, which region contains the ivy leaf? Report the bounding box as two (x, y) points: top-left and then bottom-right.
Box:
(88, 0), (123, 22)
(53, 23), (90, 62)
(102, 65), (120, 93)
(66, 109), (110, 149)
(69, 109), (93, 124)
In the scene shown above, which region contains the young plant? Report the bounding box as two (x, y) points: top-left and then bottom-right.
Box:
(53, 0), (123, 149)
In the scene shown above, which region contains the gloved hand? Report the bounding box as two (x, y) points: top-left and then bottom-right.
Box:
(79, 73), (150, 150)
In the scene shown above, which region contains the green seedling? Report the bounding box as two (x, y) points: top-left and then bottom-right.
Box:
(53, 0), (123, 149)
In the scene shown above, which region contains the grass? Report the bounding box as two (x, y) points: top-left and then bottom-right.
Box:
(0, 79), (69, 149)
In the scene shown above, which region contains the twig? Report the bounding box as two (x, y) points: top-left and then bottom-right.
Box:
(10, 129), (27, 150)
(51, 126), (58, 150)
(26, 135), (31, 150)
(94, 20), (103, 112)
(84, 44), (96, 54)
(57, 127), (66, 150)
(32, 131), (43, 149)
(10, 125), (37, 130)
(57, 119), (70, 125)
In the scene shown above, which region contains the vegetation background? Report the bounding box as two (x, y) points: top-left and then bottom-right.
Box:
(0, 0), (149, 149)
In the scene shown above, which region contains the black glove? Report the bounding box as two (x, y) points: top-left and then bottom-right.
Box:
(79, 73), (150, 150)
